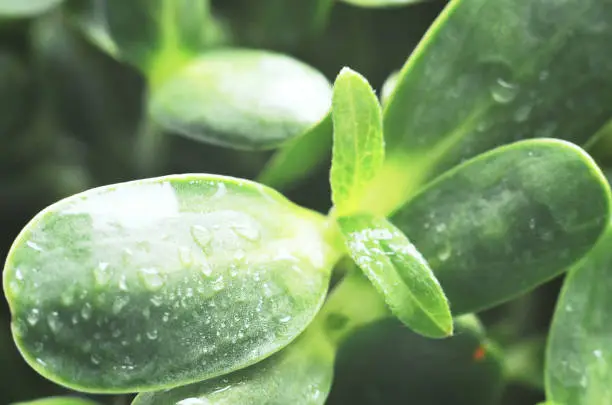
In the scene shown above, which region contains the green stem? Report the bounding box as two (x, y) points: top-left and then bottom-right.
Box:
(502, 336), (546, 390)
(134, 112), (165, 177)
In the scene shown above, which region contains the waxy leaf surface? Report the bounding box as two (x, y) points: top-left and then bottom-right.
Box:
(133, 325), (334, 405)
(13, 397), (98, 405)
(331, 68), (384, 216)
(381, 0), (612, 206)
(391, 139), (611, 314)
(338, 215), (452, 338)
(0, 0), (62, 17)
(3, 175), (337, 392)
(150, 50), (332, 151)
(545, 228), (612, 405)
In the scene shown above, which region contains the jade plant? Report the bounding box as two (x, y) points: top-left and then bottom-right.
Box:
(3, 0), (612, 405)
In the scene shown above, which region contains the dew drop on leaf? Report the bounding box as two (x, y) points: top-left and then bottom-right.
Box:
(81, 302), (93, 320)
(191, 225), (212, 249)
(47, 311), (63, 333)
(232, 222), (261, 242)
(94, 262), (112, 286)
(490, 78), (519, 104)
(138, 267), (165, 291)
(112, 296), (130, 314)
(27, 308), (40, 326)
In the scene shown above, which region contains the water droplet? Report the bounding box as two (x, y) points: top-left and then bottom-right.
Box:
(162, 312), (170, 322)
(91, 354), (101, 365)
(232, 223), (260, 242)
(191, 225), (212, 249)
(138, 268), (165, 291)
(435, 223), (447, 233)
(142, 307), (151, 319)
(118, 274), (129, 291)
(81, 303), (93, 320)
(213, 182), (227, 199)
(437, 243), (452, 262)
(146, 329), (158, 340)
(12, 320), (27, 337)
(490, 78), (519, 104)
(150, 295), (163, 307)
(529, 218), (536, 230)
(211, 276), (225, 291)
(514, 104), (532, 122)
(26, 241), (43, 252)
(112, 329), (121, 338)
(200, 258), (213, 277)
(61, 288), (75, 306)
(112, 296), (130, 314)
(27, 308), (40, 326)
(539, 70), (549, 81)
(94, 262), (112, 286)
(178, 247), (194, 267)
(176, 398), (211, 405)
(47, 311), (62, 333)
(566, 304), (574, 312)
(15, 269), (24, 281)
(36, 358), (47, 367)
(594, 349), (603, 359)
(279, 315), (292, 323)
(33, 342), (44, 352)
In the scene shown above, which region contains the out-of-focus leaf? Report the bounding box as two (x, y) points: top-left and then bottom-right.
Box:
(330, 67), (384, 216)
(340, 0), (430, 8)
(149, 49), (332, 151)
(338, 214), (452, 338)
(0, 49), (29, 137)
(12, 397), (98, 405)
(380, 69), (399, 106)
(0, 0), (63, 17)
(379, 0), (612, 211)
(3, 175), (340, 393)
(102, 0), (211, 83)
(545, 228), (612, 405)
(257, 113), (332, 191)
(133, 325), (335, 405)
(391, 139), (611, 314)
(327, 315), (504, 405)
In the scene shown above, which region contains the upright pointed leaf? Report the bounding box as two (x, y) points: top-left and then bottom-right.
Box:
(378, 0), (612, 210)
(338, 215), (452, 338)
(331, 68), (384, 216)
(258, 113), (333, 191)
(391, 139), (611, 314)
(133, 325), (335, 405)
(3, 175), (339, 393)
(545, 228), (612, 405)
(149, 50), (332, 151)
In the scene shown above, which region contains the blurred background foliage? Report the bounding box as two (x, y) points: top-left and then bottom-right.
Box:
(1, 0), (609, 404)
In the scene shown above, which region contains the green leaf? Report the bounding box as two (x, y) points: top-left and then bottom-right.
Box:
(380, 70), (400, 106)
(132, 324), (335, 405)
(330, 68), (384, 216)
(328, 315), (504, 405)
(257, 112), (333, 191)
(0, 50), (30, 137)
(103, 0), (211, 83)
(3, 175), (340, 393)
(12, 397), (98, 405)
(545, 228), (612, 405)
(0, 0), (62, 17)
(378, 0), (612, 212)
(339, 0), (430, 8)
(338, 214), (452, 338)
(391, 139), (611, 314)
(149, 49), (332, 151)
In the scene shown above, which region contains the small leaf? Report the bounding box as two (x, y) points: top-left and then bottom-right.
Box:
(331, 67), (384, 216)
(258, 113), (333, 191)
(545, 228), (612, 405)
(338, 214), (452, 338)
(149, 49), (332, 151)
(328, 315), (504, 405)
(391, 139), (611, 314)
(133, 325), (335, 405)
(0, 0), (62, 17)
(3, 175), (339, 392)
(12, 397), (98, 405)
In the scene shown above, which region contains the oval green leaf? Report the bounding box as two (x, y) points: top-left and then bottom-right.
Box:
(545, 228), (612, 405)
(257, 112), (332, 191)
(133, 325), (335, 405)
(12, 397), (98, 405)
(331, 67), (384, 216)
(338, 215), (452, 338)
(3, 175), (338, 393)
(391, 139), (611, 314)
(149, 49), (332, 151)
(0, 0), (62, 17)
(380, 0), (612, 210)
(327, 315), (504, 405)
